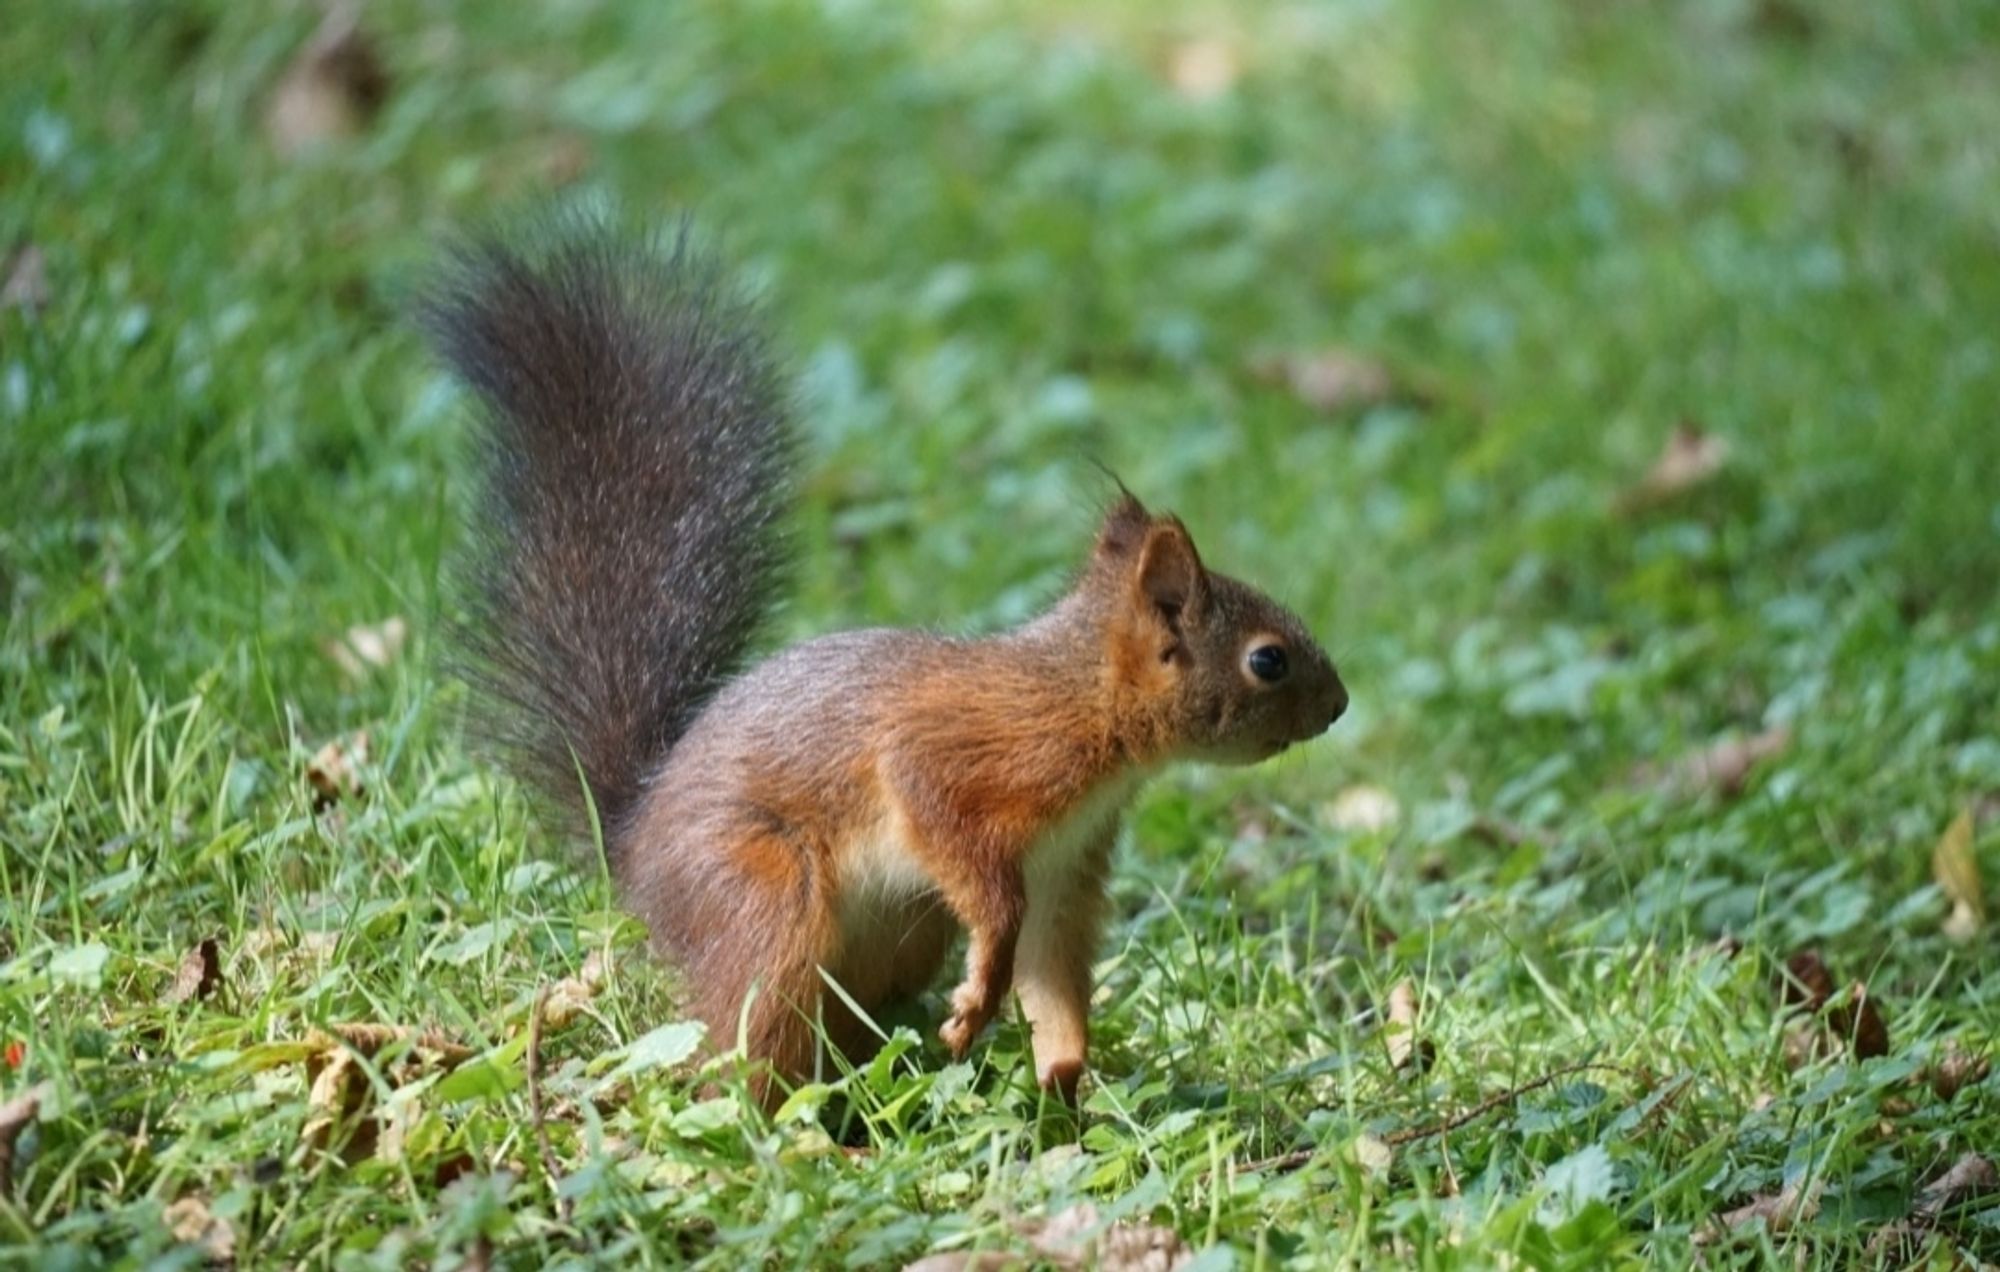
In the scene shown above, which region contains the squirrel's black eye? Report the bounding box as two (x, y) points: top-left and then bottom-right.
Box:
(1247, 644), (1289, 684)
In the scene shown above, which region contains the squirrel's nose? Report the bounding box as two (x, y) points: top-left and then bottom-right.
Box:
(1325, 674), (1350, 729)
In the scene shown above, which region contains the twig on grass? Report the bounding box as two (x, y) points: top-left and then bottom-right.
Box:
(1239, 1061), (1645, 1175)
(527, 983), (570, 1221)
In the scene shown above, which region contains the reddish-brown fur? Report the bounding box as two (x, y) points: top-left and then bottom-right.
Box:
(618, 494), (1347, 1104)
(429, 230), (1345, 1106)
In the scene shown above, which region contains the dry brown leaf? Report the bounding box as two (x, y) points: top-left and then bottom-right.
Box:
(307, 1022), (473, 1076)
(322, 616), (408, 680)
(1167, 38), (1238, 102)
(304, 730), (369, 810)
(1778, 950), (1835, 1014)
(1351, 1134), (1394, 1175)
(1926, 1041), (1990, 1102)
(299, 1022), (474, 1159)
(2, 245), (50, 314)
(1777, 952), (1889, 1063)
(905, 1204), (1194, 1272)
(1697, 1177), (1822, 1244)
(244, 926), (341, 966)
(902, 1257), (1021, 1272)
(1618, 421), (1730, 513)
(541, 949), (611, 1032)
(0, 1082), (50, 1195)
(164, 1194), (236, 1261)
(1385, 979), (1436, 1074)
(1035, 1204), (1193, 1272)
(301, 1048), (372, 1157)
(1641, 726), (1791, 800)
(1932, 807), (1985, 941)
(167, 936), (223, 1006)
(1782, 1023), (1834, 1070)
(1914, 1153), (1998, 1221)
(1250, 347), (1395, 415)
(265, 4), (391, 157)
(1827, 981), (1890, 1060)
(1695, 934), (1744, 962)
(1866, 1152), (1999, 1260)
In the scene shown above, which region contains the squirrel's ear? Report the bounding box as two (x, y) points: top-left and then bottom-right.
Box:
(1134, 518), (1205, 625)
(1095, 491), (1152, 559)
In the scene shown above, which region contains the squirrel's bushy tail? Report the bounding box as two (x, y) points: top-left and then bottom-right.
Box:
(421, 220), (792, 851)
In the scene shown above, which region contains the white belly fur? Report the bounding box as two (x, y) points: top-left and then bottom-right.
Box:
(836, 769), (1154, 935)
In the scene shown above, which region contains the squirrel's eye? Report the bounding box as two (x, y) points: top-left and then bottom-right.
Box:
(1246, 644), (1289, 684)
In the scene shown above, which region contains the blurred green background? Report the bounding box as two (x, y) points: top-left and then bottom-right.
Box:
(3, 0), (1998, 1266)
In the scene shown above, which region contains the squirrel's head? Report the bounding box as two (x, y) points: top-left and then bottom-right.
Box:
(1084, 492), (1347, 765)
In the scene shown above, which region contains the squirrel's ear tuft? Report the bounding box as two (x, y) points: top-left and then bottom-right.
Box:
(1095, 490), (1152, 559)
(1134, 518), (1205, 622)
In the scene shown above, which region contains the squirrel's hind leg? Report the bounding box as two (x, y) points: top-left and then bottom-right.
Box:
(680, 827), (842, 1108)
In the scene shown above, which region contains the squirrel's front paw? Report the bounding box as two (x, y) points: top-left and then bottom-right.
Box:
(939, 1012), (978, 1059)
(940, 985), (994, 1059)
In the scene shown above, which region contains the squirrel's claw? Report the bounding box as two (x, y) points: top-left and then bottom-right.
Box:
(940, 983), (996, 1058)
(939, 1012), (979, 1059)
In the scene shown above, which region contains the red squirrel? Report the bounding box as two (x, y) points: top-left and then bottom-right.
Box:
(421, 223), (1347, 1104)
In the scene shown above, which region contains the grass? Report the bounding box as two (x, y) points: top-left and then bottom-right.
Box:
(4, 0), (1999, 1265)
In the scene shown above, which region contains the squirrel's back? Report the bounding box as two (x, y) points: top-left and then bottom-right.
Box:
(421, 221), (793, 848)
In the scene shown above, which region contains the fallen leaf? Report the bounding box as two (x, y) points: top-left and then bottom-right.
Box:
(2, 245), (50, 314)
(167, 936), (222, 1006)
(1913, 1153), (1997, 1222)
(0, 1083), (50, 1195)
(301, 1048), (372, 1157)
(1925, 1041), (1990, 1102)
(304, 730), (369, 810)
(1167, 38), (1238, 102)
(1932, 807), (1985, 941)
(1695, 934), (1744, 962)
(265, 4), (391, 157)
(1250, 347), (1395, 415)
(1035, 1203), (1194, 1272)
(321, 616), (408, 680)
(1639, 726), (1791, 800)
(433, 1151), (477, 1189)
(1325, 784), (1401, 833)
(1351, 1134), (1394, 1176)
(1827, 981), (1890, 1060)
(1384, 979), (1435, 1074)
(1777, 952), (1890, 1063)
(1778, 950), (1834, 1014)
(306, 1022), (473, 1077)
(902, 1257), (1019, 1272)
(1866, 1153), (1999, 1260)
(164, 1194), (236, 1261)
(1698, 1177), (1822, 1244)
(541, 948), (610, 1032)
(905, 1204), (1194, 1272)
(1782, 1023), (1833, 1070)
(1618, 421), (1730, 513)
(244, 926), (341, 966)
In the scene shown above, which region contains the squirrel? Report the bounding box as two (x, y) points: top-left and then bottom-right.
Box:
(420, 221), (1348, 1105)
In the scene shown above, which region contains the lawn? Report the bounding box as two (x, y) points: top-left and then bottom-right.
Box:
(4, 0), (1999, 1266)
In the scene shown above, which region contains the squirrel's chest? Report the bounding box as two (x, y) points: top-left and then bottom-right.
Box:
(839, 770), (1147, 911)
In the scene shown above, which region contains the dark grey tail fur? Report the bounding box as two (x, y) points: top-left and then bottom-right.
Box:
(421, 220), (792, 850)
